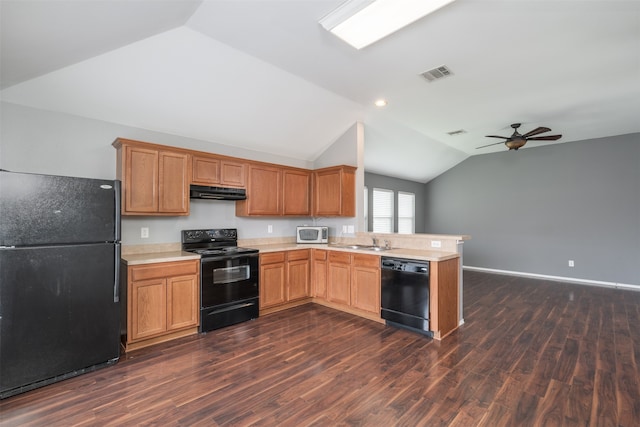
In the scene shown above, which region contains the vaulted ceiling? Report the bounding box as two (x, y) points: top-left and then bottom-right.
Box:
(2, 0), (639, 182)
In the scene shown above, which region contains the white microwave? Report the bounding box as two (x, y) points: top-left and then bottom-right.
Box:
(296, 226), (328, 244)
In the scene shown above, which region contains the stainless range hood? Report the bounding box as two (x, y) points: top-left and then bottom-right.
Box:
(189, 185), (246, 201)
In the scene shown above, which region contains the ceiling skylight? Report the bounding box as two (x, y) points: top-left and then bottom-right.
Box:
(319, 0), (457, 49)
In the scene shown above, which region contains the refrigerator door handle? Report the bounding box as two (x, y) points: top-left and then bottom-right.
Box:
(114, 180), (121, 241)
(114, 243), (121, 303)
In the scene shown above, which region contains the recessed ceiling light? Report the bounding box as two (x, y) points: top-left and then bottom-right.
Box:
(319, 0), (458, 49)
(374, 99), (388, 107)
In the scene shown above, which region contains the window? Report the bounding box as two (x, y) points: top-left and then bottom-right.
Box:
(398, 192), (415, 234)
(372, 188), (394, 233)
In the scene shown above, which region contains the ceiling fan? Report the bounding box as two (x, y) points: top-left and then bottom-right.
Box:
(477, 123), (562, 150)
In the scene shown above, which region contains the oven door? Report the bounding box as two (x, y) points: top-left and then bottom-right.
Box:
(200, 253), (259, 308)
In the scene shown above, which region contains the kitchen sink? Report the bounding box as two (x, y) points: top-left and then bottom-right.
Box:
(331, 244), (391, 251)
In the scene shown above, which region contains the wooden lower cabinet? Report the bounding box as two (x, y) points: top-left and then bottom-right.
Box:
(429, 257), (460, 340)
(123, 259), (199, 351)
(350, 254), (381, 314)
(324, 251), (381, 319)
(287, 250), (311, 301)
(260, 250), (311, 312)
(312, 249), (328, 299)
(259, 252), (287, 309)
(327, 252), (351, 305)
(260, 248), (459, 339)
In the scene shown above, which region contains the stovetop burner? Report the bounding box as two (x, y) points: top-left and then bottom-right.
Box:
(181, 228), (258, 258)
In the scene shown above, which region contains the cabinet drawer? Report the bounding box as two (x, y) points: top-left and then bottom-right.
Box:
(130, 260), (199, 281)
(328, 251), (351, 264)
(313, 249), (327, 261)
(352, 254), (380, 269)
(287, 249), (310, 261)
(260, 252), (286, 265)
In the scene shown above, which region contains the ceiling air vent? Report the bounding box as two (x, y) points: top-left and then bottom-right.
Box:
(421, 65), (453, 82)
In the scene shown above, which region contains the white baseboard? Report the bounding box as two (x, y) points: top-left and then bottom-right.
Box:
(463, 265), (639, 291)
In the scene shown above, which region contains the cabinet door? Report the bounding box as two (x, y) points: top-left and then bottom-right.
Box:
(287, 254), (310, 301)
(313, 166), (356, 217)
(313, 168), (341, 216)
(327, 257), (351, 305)
(125, 146), (158, 213)
(260, 261), (286, 308)
(283, 169), (311, 216)
(130, 278), (167, 341)
(312, 250), (328, 299)
(220, 160), (246, 188)
(158, 151), (190, 214)
(351, 265), (381, 314)
(167, 274), (199, 331)
(192, 155), (220, 185)
(242, 164), (282, 215)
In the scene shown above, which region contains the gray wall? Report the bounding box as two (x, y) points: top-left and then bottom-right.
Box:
(423, 133), (640, 286)
(0, 102), (358, 245)
(364, 172), (426, 233)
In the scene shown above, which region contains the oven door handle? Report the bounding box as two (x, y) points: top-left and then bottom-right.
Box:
(207, 302), (255, 315)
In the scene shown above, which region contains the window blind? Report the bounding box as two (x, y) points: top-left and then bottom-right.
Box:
(398, 191), (415, 234)
(373, 188), (393, 233)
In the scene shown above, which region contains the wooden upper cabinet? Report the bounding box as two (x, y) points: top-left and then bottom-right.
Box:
(192, 154), (246, 188)
(113, 138), (190, 216)
(313, 165), (356, 217)
(114, 138), (354, 218)
(220, 160), (246, 188)
(125, 145), (158, 213)
(192, 155), (220, 185)
(283, 169), (311, 216)
(159, 151), (190, 214)
(236, 163), (282, 216)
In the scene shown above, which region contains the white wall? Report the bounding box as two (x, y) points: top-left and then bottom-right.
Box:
(1, 102), (362, 245)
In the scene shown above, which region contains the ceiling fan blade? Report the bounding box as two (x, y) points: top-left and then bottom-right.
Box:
(522, 126), (551, 138)
(527, 134), (562, 141)
(476, 141), (506, 149)
(485, 135), (509, 139)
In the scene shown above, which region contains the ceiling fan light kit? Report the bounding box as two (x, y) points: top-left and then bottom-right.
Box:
(477, 123), (562, 151)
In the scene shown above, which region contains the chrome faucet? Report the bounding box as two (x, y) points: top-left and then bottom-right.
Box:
(372, 236), (379, 247)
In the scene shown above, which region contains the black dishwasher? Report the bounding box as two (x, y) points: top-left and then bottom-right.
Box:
(381, 257), (431, 336)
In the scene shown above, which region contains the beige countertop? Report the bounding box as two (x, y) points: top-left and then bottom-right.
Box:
(121, 231), (467, 265)
(120, 244), (458, 265)
(249, 243), (459, 262)
(120, 251), (200, 266)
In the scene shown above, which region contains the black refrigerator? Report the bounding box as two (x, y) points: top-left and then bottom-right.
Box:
(0, 170), (121, 399)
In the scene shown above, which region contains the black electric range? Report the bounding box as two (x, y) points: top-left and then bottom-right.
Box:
(181, 228), (259, 332)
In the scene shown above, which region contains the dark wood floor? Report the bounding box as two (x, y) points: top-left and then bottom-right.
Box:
(2, 271), (639, 426)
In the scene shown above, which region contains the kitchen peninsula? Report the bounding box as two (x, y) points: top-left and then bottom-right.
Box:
(244, 232), (468, 340)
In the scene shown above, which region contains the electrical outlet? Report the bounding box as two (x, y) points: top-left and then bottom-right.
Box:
(342, 225), (348, 233)
(568, 260), (575, 267)
(140, 227), (149, 239)
(347, 225), (354, 234)
(267, 225), (273, 234)
(431, 240), (442, 248)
